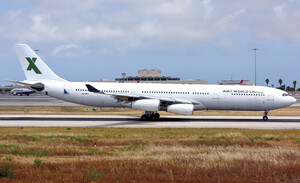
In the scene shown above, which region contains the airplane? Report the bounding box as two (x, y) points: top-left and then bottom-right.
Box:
(7, 44), (296, 121)
(11, 88), (35, 96)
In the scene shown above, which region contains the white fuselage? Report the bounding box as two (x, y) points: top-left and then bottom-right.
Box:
(42, 81), (296, 112)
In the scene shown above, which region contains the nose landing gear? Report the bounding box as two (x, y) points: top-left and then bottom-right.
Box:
(141, 111), (160, 121)
(263, 111), (269, 121)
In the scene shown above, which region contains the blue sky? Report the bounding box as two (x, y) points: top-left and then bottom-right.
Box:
(0, 0), (299, 87)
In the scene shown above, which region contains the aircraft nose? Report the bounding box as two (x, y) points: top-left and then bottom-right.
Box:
(290, 97), (297, 105)
(276, 96), (297, 108)
(285, 96), (297, 106)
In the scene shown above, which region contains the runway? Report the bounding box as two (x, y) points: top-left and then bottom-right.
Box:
(0, 115), (300, 129)
(1, 95), (300, 129)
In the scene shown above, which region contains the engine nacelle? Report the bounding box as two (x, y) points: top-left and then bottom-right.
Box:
(132, 99), (160, 111)
(167, 104), (194, 115)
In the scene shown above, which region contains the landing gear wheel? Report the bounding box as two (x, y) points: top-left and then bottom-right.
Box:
(141, 115), (147, 121)
(153, 113), (160, 120)
(141, 111), (160, 121)
(262, 110), (269, 121)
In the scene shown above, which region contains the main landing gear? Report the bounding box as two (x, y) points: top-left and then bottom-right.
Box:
(263, 110), (269, 121)
(141, 111), (160, 121)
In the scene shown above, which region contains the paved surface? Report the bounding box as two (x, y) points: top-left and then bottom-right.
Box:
(0, 95), (299, 129)
(0, 115), (300, 129)
(0, 95), (299, 106)
(0, 95), (80, 106)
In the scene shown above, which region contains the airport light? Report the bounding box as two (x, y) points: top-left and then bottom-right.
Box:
(253, 48), (258, 86)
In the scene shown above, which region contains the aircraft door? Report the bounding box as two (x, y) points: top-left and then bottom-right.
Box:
(211, 90), (220, 109)
(212, 90), (219, 99)
(130, 86), (139, 95)
(265, 91), (274, 109)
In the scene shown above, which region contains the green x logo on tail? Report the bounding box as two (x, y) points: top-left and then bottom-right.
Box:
(26, 57), (42, 74)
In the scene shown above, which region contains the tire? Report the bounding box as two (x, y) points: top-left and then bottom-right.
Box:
(153, 113), (160, 120)
(263, 116), (268, 121)
(141, 115), (147, 121)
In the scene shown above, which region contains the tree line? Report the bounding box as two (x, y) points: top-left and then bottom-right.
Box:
(265, 79), (298, 91)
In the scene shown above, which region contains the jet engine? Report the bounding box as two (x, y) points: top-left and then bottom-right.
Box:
(132, 99), (160, 111)
(167, 104), (194, 115)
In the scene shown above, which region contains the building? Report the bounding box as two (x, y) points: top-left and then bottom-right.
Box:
(115, 69), (180, 82)
(218, 80), (254, 86)
(138, 69), (161, 77)
(115, 69), (207, 84)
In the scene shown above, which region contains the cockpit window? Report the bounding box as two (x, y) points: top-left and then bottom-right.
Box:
(282, 93), (289, 96)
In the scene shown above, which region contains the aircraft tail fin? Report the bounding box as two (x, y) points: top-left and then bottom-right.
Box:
(14, 44), (66, 82)
(239, 80), (244, 85)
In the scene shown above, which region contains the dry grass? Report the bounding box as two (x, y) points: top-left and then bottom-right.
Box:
(0, 106), (141, 115)
(0, 128), (300, 182)
(0, 106), (300, 116)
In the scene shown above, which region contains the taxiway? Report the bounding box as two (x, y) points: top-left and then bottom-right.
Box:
(0, 95), (80, 106)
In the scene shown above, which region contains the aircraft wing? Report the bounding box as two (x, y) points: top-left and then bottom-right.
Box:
(86, 84), (139, 98)
(86, 84), (200, 104)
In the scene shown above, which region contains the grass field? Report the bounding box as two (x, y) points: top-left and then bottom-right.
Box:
(0, 128), (299, 182)
(0, 106), (300, 116)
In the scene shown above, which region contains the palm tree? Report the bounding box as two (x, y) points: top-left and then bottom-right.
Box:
(293, 81), (297, 91)
(265, 78), (269, 86)
(278, 79), (283, 86)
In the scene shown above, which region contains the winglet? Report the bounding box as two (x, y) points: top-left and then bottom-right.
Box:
(86, 84), (104, 93)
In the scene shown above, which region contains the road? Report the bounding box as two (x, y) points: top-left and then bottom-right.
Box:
(0, 115), (300, 129)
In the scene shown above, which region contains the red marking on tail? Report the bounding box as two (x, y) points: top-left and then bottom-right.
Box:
(137, 80), (140, 83)
(239, 80), (244, 85)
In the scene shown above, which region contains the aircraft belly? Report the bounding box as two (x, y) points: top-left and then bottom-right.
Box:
(86, 95), (125, 107)
(76, 94), (106, 106)
(205, 97), (263, 111)
(231, 98), (263, 110)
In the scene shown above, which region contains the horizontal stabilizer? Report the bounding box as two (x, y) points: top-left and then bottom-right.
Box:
(5, 80), (33, 87)
(5, 80), (44, 91)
